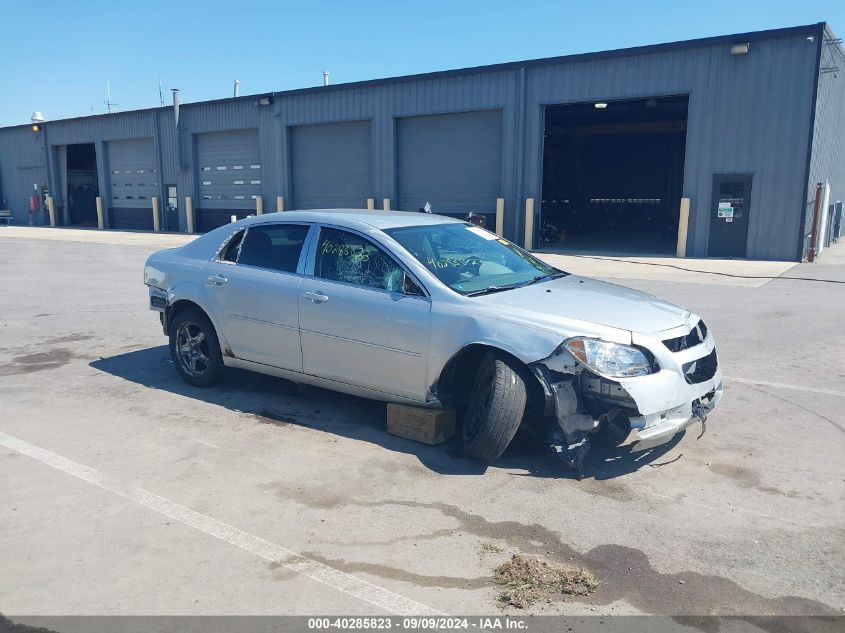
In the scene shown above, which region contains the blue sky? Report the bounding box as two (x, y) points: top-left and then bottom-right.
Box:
(1, 0), (842, 126)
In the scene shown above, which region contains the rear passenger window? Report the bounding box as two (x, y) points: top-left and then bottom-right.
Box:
(237, 224), (309, 273)
(221, 230), (244, 262)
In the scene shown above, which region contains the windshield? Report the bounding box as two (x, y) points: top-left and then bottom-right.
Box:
(384, 222), (564, 295)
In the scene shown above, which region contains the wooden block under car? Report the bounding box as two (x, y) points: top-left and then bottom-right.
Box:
(386, 403), (456, 445)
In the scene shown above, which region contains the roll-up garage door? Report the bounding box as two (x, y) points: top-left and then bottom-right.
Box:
(108, 137), (157, 230)
(195, 129), (261, 232)
(291, 121), (372, 209)
(397, 110), (502, 215)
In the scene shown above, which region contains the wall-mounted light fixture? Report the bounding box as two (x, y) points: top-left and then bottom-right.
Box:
(594, 102), (608, 109)
(730, 42), (750, 55)
(31, 111), (45, 133)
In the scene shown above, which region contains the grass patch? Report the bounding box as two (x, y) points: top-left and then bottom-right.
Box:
(479, 542), (504, 555)
(493, 553), (598, 609)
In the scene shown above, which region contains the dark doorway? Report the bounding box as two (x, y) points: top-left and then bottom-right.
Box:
(708, 174), (752, 258)
(540, 95), (688, 254)
(66, 143), (100, 226)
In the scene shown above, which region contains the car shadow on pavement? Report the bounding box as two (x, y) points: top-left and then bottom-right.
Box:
(90, 346), (684, 481)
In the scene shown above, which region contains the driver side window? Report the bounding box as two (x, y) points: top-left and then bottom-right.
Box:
(314, 228), (405, 292)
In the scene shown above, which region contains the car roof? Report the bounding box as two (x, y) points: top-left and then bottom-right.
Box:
(244, 209), (465, 231)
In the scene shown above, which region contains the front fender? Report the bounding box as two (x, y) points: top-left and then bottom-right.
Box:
(425, 311), (564, 394)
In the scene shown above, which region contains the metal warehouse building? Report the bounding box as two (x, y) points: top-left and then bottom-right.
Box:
(1, 22), (843, 261)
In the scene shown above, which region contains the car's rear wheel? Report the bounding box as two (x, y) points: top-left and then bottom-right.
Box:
(462, 351), (527, 463)
(169, 308), (225, 387)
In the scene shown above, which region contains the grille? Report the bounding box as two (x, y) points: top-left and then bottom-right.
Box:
(682, 348), (718, 384)
(663, 319), (708, 352)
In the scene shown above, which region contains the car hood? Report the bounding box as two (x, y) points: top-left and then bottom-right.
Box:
(472, 275), (690, 335)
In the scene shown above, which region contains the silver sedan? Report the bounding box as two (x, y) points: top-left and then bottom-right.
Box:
(144, 210), (722, 473)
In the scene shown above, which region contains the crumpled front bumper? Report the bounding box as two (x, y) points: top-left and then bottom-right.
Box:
(622, 320), (723, 448)
(539, 313), (723, 471)
(629, 374), (722, 449)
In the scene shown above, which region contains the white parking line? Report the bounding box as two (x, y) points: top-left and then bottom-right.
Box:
(191, 438), (220, 449)
(0, 431), (441, 616)
(725, 376), (845, 398)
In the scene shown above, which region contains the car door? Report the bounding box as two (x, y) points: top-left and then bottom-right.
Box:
(298, 225), (432, 401)
(203, 223), (312, 372)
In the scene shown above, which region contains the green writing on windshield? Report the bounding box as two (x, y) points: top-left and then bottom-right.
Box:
(321, 241), (371, 262)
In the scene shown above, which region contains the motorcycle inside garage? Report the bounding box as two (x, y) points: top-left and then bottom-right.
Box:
(540, 95), (689, 254)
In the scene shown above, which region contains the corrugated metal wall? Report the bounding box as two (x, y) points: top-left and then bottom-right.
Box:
(0, 24), (825, 260)
(804, 25), (845, 258)
(523, 35), (819, 260)
(0, 126), (48, 222)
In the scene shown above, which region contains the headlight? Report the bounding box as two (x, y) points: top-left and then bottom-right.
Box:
(563, 337), (655, 378)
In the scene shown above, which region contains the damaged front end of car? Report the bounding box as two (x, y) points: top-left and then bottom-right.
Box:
(530, 317), (723, 478)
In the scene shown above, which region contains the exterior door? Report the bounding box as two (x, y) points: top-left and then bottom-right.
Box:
(165, 185), (179, 231)
(195, 129), (261, 231)
(298, 226), (431, 401)
(396, 110), (503, 214)
(203, 223), (310, 372)
(107, 137), (156, 230)
(708, 174), (752, 257)
(290, 121), (373, 208)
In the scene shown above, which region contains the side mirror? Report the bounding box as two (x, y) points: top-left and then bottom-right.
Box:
(403, 273), (425, 296)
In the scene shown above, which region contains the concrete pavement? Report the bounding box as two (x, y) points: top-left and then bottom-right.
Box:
(0, 227), (843, 618)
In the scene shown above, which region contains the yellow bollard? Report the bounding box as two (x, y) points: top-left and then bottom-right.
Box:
(383, 198), (391, 211)
(47, 196), (56, 227)
(676, 198), (690, 258)
(523, 198), (535, 251)
(255, 196), (263, 215)
(185, 196), (194, 233)
(276, 196), (285, 212)
(495, 198), (505, 237)
(95, 197), (105, 229)
(366, 198), (375, 210)
(151, 197), (161, 232)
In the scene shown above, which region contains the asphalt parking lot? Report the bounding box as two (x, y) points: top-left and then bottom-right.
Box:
(1, 227), (843, 619)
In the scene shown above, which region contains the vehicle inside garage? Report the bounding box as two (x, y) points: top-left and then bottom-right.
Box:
(65, 143), (100, 226)
(540, 95), (688, 254)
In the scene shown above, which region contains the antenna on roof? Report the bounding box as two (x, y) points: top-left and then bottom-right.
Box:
(158, 77), (165, 107)
(105, 81), (118, 113)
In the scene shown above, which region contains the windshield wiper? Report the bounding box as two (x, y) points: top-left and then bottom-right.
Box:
(464, 284), (523, 297)
(465, 272), (568, 296)
(520, 271), (569, 287)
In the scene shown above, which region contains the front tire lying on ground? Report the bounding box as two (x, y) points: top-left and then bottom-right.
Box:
(462, 351), (527, 463)
(169, 307), (226, 387)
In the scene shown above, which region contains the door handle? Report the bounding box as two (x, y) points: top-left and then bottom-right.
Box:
(206, 274), (228, 286)
(302, 290), (329, 303)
